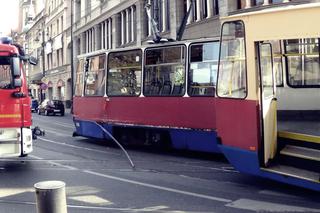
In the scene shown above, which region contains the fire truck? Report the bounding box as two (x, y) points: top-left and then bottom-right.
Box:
(0, 37), (37, 157)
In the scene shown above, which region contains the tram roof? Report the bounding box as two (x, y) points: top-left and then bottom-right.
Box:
(221, 2), (320, 41)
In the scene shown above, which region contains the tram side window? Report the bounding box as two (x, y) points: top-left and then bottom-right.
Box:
(217, 21), (247, 98)
(0, 57), (12, 89)
(107, 50), (142, 96)
(144, 45), (186, 96)
(75, 59), (84, 96)
(84, 55), (106, 96)
(285, 38), (320, 87)
(188, 42), (219, 96)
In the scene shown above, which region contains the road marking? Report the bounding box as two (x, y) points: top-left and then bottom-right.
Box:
(36, 137), (236, 173)
(83, 170), (232, 203)
(69, 195), (113, 205)
(0, 188), (33, 198)
(0, 199), (205, 212)
(259, 190), (301, 199)
(33, 118), (74, 129)
(30, 155), (78, 170)
(226, 198), (320, 212)
(29, 154), (318, 212)
(41, 128), (72, 137)
(30, 153), (232, 203)
(29, 155), (42, 160)
(37, 137), (120, 156)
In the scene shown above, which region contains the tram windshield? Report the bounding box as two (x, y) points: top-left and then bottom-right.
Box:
(217, 21), (247, 99)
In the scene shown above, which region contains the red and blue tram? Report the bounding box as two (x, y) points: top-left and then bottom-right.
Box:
(215, 4), (320, 191)
(73, 39), (221, 153)
(73, 3), (320, 191)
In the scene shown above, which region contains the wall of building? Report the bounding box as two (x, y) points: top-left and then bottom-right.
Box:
(21, 0), (306, 107)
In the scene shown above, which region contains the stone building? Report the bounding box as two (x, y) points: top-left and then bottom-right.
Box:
(41, 0), (72, 107)
(25, 10), (45, 100)
(22, 0), (314, 106)
(73, 0), (299, 58)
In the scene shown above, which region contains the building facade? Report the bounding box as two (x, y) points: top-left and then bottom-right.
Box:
(21, 0), (315, 106)
(41, 0), (72, 107)
(25, 10), (45, 101)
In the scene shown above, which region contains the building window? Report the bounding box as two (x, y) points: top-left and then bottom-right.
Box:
(57, 19), (59, 34)
(57, 49), (60, 66)
(107, 50), (142, 96)
(47, 53), (53, 69)
(56, 48), (63, 66)
(120, 6), (136, 46)
(146, 0), (169, 37)
(61, 16), (63, 32)
(85, 28), (95, 53)
(184, 0), (219, 24)
(101, 18), (112, 50)
(144, 45), (186, 96)
(85, 0), (91, 15)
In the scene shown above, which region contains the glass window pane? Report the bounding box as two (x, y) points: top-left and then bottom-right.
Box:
(285, 38), (320, 87)
(217, 21), (247, 98)
(0, 57), (12, 89)
(188, 41), (219, 96)
(146, 46), (185, 65)
(75, 59), (84, 96)
(254, 0), (264, 6)
(84, 55), (106, 96)
(260, 44), (274, 98)
(107, 50), (142, 96)
(271, 40), (283, 86)
(144, 45), (186, 96)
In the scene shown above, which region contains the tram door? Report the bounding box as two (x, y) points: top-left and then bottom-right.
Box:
(258, 43), (277, 166)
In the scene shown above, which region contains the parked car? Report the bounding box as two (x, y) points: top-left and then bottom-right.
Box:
(38, 99), (65, 116)
(31, 99), (39, 112)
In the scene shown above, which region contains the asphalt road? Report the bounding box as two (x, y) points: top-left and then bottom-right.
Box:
(0, 111), (318, 213)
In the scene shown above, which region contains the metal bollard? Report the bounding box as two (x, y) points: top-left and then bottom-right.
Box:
(34, 180), (67, 213)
